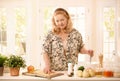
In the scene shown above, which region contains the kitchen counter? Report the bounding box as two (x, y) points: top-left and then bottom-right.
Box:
(0, 72), (120, 81)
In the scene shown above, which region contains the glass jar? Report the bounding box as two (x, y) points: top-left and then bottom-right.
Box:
(95, 67), (104, 77)
(103, 70), (113, 77)
(103, 60), (114, 77)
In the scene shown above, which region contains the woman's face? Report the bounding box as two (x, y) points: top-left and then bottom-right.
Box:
(54, 14), (68, 30)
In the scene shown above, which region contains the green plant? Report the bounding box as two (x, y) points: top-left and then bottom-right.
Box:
(4, 55), (26, 68)
(0, 53), (7, 67)
(78, 66), (85, 71)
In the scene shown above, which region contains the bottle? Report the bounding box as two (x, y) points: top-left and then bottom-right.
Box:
(98, 53), (103, 68)
(68, 62), (73, 77)
(74, 64), (78, 77)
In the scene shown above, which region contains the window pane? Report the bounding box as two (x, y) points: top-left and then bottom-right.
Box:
(43, 7), (86, 42)
(103, 7), (115, 58)
(67, 7), (86, 42)
(15, 8), (27, 55)
(0, 8), (7, 53)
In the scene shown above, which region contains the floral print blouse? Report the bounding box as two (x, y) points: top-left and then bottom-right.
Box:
(42, 28), (84, 71)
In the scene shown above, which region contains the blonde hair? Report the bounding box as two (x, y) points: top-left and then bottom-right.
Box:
(52, 8), (73, 34)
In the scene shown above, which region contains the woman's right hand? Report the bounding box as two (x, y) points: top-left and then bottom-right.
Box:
(43, 65), (52, 74)
(43, 53), (52, 74)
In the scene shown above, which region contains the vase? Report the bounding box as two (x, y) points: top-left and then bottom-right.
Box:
(0, 67), (4, 76)
(10, 67), (20, 76)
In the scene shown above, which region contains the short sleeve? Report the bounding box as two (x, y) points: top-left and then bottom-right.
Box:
(42, 31), (53, 55)
(75, 30), (84, 52)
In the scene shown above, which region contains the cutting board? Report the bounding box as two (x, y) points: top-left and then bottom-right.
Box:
(22, 69), (64, 79)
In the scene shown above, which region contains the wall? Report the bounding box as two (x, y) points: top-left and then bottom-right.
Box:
(117, 0), (120, 55)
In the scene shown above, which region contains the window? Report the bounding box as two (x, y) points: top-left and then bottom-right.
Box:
(96, 0), (117, 59)
(43, 7), (87, 43)
(0, 8), (7, 54)
(103, 7), (115, 57)
(0, 1), (27, 55)
(15, 8), (27, 55)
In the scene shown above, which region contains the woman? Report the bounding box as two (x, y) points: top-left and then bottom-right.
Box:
(42, 8), (93, 74)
